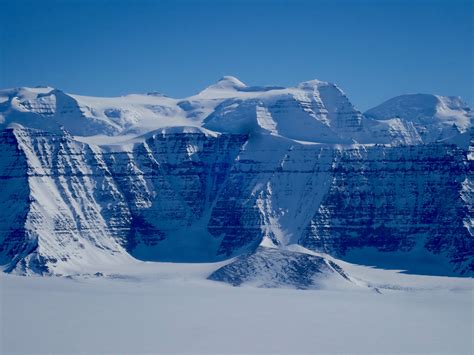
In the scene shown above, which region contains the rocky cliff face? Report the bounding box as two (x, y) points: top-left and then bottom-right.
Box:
(0, 77), (472, 280)
(0, 129), (31, 269)
(301, 144), (473, 275)
(0, 127), (133, 275)
(0, 126), (471, 276)
(208, 246), (353, 289)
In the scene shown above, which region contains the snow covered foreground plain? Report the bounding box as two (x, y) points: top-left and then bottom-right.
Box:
(1, 261), (472, 354)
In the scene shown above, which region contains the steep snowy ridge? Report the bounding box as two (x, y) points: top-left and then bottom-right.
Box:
(0, 86), (196, 137)
(201, 79), (368, 143)
(0, 77), (472, 284)
(0, 127), (134, 274)
(3, 78), (470, 145)
(365, 93), (472, 144)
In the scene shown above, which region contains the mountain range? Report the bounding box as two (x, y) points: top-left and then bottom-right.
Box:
(0, 76), (472, 286)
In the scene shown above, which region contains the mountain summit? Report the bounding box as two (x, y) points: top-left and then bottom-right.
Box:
(209, 75), (247, 90)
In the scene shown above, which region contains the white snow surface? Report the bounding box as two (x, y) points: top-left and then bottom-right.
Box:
(1, 260), (472, 354)
(365, 93), (473, 144)
(1, 77), (471, 147)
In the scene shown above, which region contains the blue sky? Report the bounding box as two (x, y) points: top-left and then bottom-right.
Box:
(0, 0), (472, 110)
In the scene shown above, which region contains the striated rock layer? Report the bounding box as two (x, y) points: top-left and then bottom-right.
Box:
(0, 126), (472, 276)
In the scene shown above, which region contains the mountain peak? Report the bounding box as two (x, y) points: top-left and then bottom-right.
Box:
(297, 79), (332, 90)
(195, 76), (247, 98)
(208, 76), (247, 90)
(365, 93), (472, 121)
(365, 93), (472, 141)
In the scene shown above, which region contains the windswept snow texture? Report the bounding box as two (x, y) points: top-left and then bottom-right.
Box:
(1, 266), (473, 354)
(0, 76), (473, 280)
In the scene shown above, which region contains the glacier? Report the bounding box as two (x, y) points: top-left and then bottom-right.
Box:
(0, 76), (472, 283)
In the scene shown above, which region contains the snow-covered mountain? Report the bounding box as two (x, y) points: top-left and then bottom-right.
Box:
(0, 77), (472, 283)
(3, 77), (470, 145)
(365, 93), (472, 144)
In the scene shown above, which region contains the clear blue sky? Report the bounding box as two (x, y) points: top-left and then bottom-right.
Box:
(0, 0), (472, 110)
